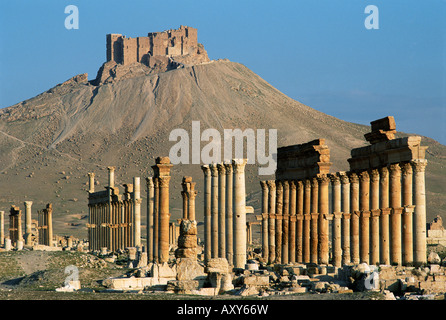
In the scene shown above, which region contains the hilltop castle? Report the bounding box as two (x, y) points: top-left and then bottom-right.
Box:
(106, 25), (208, 68)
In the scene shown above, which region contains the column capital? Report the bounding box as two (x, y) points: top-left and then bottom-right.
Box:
(338, 171), (349, 184)
(158, 176), (171, 188)
(223, 160), (233, 174)
(209, 163), (219, 176)
(388, 162), (401, 173)
(276, 180), (283, 191)
(348, 172), (359, 183)
(107, 166), (116, 172)
(201, 164), (211, 175)
(379, 166), (389, 177)
(411, 159), (428, 173)
(296, 180), (304, 189)
(266, 180), (276, 191)
(369, 168), (380, 182)
(304, 179), (312, 188)
(217, 162), (226, 175)
(88, 172), (95, 178)
(289, 180), (297, 190)
(401, 162), (413, 176)
(282, 180), (289, 189)
(145, 176), (154, 188)
(329, 173), (341, 184)
(231, 158), (247, 173)
(311, 177), (319, 187)
(317, 174), (330, 185)
(260, 180), (268, 190)
(24, 201), (33, 208)
(358, 171), (370, 182)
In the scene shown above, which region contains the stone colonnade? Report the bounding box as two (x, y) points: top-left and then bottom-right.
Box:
(201, 159), (248, 268)
(259, 117), (428, 267)
(87, 167), (141, 252)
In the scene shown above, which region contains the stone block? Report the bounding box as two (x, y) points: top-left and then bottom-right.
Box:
(205, 258), (229, 273)
(176, 258), (206, 282)
(243, 275), (270, 287)
(177, 234), (197, 248)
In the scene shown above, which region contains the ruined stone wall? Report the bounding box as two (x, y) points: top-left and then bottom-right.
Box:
(106, 26), (199, 66)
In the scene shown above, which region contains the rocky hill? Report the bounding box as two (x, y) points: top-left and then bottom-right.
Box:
(0, 59), (444, 240)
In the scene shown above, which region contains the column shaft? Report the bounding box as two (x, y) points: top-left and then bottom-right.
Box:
(233, 159), (247, 269)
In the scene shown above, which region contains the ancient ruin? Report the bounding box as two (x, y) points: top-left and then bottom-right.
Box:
(86, 167), (142, 252)
(259, 116), (428, 267)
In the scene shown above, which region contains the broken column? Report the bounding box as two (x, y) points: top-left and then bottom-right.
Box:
(232, 159), (247, 269)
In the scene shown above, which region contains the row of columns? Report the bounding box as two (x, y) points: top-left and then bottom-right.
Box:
(201, 159), (248, 268)
(259, 160), (427, 266)
(87, 168), (141, 252)
(37, 203), (53, 246)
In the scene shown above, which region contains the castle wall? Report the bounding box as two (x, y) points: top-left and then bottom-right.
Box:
(106, 26), (199, 65)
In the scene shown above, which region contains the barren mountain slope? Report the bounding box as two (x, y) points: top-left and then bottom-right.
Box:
(0, 60), (444, 240)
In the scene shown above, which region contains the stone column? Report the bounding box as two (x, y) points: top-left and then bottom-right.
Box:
(47, 204), (53, 247)
(260, 181), (269, 262)
(412, 159), (427, 266)
(153, 177), (160, 262)
(389, 163), (402, 265)
(282, 180), (290, 264)
(224, 161), (234, 265)
(133, 177), (142, 248)
(303, 179), (311, 263)
(310, 177), (319, 264)
(188, 181), (197, 221)
(146, 177), (154, 262)
(296, 180), (304, 263)
(401, 162), (414, 265)
(153, 157), (173, 264)
(217, 163), (226, 258)
(275, 180), (283, 264)
(369, 169), (380, 265)
(349, 172), (360, 264)
(0, 211), (4, 246)
(318, 175), (330, 265)
(24, 201), (33, 246)
(88, 172), (95, 193)
(380, 166), (390, 265)
(267, 180), (276, 264)
(210, 163), (219, 258)
(359, 171), (370, 264)
(331, 174), (342, 267)
(340, 172), (351, 265)
(108, 166), (115, 189)
(181, 177), (189, 220)
(201, 165), (212, 262)
(232, 159), (248, 269)
(289, 180), (297, 263)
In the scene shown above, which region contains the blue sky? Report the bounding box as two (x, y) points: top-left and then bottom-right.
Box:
(0, 0), (445, 143)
